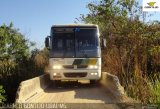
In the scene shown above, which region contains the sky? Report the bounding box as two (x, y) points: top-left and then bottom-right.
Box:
(0, 0), (160, 49)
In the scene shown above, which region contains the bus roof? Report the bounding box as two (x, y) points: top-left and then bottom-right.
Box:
(51, 24), (98, 28)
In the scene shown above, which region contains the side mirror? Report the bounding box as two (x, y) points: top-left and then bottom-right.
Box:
(102, 38), (106, 49)
(45, 36), (50, 49)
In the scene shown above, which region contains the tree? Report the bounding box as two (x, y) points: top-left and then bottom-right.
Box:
(0, 23), (30, 76)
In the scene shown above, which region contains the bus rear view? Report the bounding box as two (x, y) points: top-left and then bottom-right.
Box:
(45, 24), (101, 84)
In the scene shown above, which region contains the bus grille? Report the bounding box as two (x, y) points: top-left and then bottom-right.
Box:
(64, 73), (87, 77)
(63, 65), (88, 69)
(63, 65), (74, 69)
(77, 65), (88, 68)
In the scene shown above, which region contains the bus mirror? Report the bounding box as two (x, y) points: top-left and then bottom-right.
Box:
(45, 36), (50, 49)
(102, 38), (106, 48)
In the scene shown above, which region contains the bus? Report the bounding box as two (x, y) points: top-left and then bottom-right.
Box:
(45, 24), (102, 84)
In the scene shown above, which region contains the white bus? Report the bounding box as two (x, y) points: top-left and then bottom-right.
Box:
(45, 24), (102, 84)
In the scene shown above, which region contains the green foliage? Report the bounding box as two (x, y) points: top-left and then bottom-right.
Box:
(149, 73), (160, 103)
(0, 23), (29, 61)
(77, 0), (160, 103)
(0, 85), (6, 103)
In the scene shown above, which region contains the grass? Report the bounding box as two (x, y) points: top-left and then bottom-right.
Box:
(149, 74), (160, 103)
(118, 71), (160, 104)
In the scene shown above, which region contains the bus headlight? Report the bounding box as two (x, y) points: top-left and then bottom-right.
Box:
(53, 65), (62, 69)
(89, 65), (98, 69)
(91, 73), (98, 75)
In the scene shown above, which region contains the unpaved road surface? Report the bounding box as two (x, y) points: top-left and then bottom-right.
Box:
(28, 81), (135, 109)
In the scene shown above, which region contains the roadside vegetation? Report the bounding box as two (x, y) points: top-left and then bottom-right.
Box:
(76, 0), (160, 103)
(0, 23), (48, 103)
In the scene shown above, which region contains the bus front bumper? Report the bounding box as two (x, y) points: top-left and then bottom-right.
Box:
(49, 69), (101, 80)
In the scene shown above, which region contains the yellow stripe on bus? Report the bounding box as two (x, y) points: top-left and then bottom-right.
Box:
(88, 59), (97, 65)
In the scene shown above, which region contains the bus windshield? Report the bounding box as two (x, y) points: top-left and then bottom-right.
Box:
(51, 27), (100, 58)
